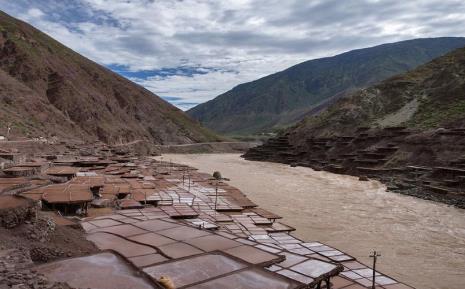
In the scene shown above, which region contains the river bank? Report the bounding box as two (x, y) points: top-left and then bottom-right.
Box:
(156, 141), (259, 154)
(161, 153), (465, 289)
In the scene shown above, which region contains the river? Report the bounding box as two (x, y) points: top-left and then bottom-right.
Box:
(159, 153), (465, 289)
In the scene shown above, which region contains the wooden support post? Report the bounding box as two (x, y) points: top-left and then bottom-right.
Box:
(369, 250), (381, 289)
(214, 182), (218, 211)
(325, 277), (331, 289)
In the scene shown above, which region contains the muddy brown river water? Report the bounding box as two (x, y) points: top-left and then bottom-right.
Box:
(160, 153), (465, 289)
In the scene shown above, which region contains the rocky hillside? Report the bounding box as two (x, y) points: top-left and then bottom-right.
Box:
(0, 11), (219, 144)
(188, 37), (465, 135)
(244, 46), (465, 208)
(292, 45), (465, 138)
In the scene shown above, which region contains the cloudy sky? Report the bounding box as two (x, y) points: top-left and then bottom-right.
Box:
(1, 0), (465, 110)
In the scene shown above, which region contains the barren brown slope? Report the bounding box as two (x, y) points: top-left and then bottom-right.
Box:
(0, 11), (219, 144)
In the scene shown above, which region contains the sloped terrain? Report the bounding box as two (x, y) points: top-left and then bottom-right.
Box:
(188, 37), (465, 135)
(244, 46), (465, 208)
(292, 45), (465, 137)
(0, 11), (219, 144)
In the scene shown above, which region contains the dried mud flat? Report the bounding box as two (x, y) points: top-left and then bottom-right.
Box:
(161, 153), (465, 289)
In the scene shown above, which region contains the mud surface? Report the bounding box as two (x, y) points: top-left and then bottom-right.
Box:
(161, 153), (465, 289)
(0, 213), (98, 263)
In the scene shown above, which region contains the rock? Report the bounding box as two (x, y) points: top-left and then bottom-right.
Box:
(0, 197), (36, 229)
(27, 216), (56, 242)
(359, 176), (369, 181)
(0, 248), (77, 289)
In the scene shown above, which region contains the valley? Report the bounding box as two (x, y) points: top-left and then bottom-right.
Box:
(0, 3), (465, 289)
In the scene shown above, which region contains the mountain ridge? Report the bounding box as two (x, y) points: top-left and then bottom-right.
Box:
(243, 45), (465, 209)
(0, 10), (219, 144)
(188, 37), (465, 135)
(290, 45), (465, 138)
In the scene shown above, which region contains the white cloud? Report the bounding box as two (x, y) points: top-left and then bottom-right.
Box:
(26, 8), (44, 18)
(2, 0), (465, 109)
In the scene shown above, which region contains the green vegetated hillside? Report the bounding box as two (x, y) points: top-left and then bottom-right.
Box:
(0, 11), (220, 144)
(188, 37), (465, 136)
(291, 45), (465, 137)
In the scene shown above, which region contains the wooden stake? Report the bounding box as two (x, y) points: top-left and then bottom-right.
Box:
(369, 250), (381, 289)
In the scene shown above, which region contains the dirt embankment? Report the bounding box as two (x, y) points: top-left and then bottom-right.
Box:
(0, 203), (98, 288)
(0, 212), (98, 263)
(157, 141), (260, 154)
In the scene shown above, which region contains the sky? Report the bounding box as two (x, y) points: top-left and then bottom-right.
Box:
(1, 0), (465, 110)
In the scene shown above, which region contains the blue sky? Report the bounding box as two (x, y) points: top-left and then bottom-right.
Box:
(1, 0), (465, 110)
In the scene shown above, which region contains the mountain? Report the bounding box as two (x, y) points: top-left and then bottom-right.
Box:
(291, 45), (465, 137)
(0, 11), (219, 144)
(188, 37), (465, 136)
(243, 46), (465, 208)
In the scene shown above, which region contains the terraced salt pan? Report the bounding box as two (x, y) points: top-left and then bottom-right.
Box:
(36, 252), (156, 289)
(162, 153), (465, 289)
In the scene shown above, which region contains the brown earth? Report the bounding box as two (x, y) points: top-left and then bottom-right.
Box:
(0, 11), (219, 145)
(0, 212), (98, 263)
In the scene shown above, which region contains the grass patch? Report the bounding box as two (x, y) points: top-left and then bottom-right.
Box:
(410, 98), (465, 128)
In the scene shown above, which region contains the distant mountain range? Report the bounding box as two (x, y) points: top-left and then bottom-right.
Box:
(188, 37), (465, 136)
(0, 11), (219, 144)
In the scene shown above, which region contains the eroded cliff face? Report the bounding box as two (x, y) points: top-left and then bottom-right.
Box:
(0, 11), (219, 144)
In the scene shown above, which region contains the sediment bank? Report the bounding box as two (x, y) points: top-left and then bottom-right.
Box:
(156, 141), (259, 154)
